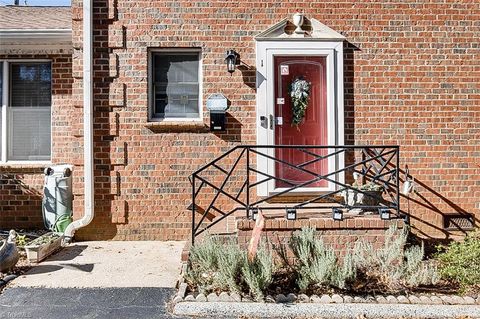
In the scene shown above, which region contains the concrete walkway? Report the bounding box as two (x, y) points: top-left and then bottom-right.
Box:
(1, 241), (187, 319)
(13, 241), (185, 288)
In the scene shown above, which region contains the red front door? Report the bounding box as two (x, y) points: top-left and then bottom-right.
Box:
(274, 56), (328, 188)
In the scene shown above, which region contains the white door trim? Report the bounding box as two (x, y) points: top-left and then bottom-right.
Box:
(255, 41), (345, 197)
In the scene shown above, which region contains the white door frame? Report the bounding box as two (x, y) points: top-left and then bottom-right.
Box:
(255, 41), (345, 197)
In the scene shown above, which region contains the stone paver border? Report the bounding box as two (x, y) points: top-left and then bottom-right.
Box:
(174, 291), (480, 306)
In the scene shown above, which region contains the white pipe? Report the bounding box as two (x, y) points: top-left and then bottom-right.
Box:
(64, 0), (94, 241)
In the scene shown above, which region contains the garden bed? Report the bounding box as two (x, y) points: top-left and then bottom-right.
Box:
(177, 225), (480, 306)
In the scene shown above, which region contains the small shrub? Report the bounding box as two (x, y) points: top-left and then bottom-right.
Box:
(186, 235), (243, 293)
(242, 244), (275, 301)
(353, 224), (407, 288)
(289, 227), (356, 291)
(436, 230), (480, 292)
(186, 235), (275, 299)
(404, 243), (440, 287)
(215, 240), (244, 293)
(354, 224), (440, 291)
(331, 252), (356, 289)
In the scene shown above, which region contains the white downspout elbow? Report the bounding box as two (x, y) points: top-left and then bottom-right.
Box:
(64, 0), (94, 242)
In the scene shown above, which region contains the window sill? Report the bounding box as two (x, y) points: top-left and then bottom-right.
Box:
(145, 120), (210, 133)
(0, 162), (50, 173)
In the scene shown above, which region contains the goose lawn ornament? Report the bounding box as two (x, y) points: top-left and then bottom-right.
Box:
(0, 230), (20, 273)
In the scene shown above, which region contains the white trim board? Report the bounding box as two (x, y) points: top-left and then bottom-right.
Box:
(255, 40), (345, 197)
(0, 59), (53, 164)
(147, 48), (204, 123)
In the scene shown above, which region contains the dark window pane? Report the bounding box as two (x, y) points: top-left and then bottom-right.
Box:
(152, 52), (200, 119)
(8, 62), (51, 161)
(10, 63), (51, 107)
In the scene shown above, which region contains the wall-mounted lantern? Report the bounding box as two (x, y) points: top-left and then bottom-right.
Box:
(225, 49), (240, 74)
(206, 93), (229, 131)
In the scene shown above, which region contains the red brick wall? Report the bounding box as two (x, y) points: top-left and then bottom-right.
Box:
(0, 167), (44, 229)
(0, 54), (74, 230)
(67, 0), (479, 241)
(182, 217), (406, 262)
(237, 218), (405, 258)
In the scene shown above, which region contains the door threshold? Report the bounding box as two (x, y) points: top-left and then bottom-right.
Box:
(262, 192), (344, 204)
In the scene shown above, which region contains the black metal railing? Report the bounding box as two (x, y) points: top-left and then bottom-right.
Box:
(189, 145), (401, 244)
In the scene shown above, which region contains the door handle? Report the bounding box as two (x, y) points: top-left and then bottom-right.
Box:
(260, 115), (274, 130)
(260, 115), (268, 128)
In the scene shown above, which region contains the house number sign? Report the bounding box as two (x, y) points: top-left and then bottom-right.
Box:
(280, 65), (289, 75)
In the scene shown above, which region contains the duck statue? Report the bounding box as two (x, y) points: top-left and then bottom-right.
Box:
(0, 230), (19, 273)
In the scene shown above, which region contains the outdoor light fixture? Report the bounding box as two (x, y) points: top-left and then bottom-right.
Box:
(332, 208), (344, 221)
(225, 49), (240, 73)
(286, 208), (297, 220)
(379, 208), (391, 220)
(250, 207), (259, 221)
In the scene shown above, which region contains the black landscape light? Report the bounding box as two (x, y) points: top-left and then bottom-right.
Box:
(379, 208), (391, 220)
(250, 207), (259, 221)
(332, 208), (344, 221)
(286, 208), (297, 220)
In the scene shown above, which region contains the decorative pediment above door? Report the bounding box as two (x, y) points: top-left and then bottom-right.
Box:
(255, 14), (345, 41)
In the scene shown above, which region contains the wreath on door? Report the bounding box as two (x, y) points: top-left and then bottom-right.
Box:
(288, 77), (311, 129)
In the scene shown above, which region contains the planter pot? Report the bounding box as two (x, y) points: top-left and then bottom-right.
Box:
(341, 189), (383, 212)
(24, 232), (63, 263)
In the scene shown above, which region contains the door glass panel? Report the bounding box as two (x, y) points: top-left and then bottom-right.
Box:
(274, 56), (328, 188)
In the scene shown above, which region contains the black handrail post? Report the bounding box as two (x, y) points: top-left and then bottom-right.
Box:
(191, 174), (196, 245)
(246, 147), (250, 219)
(396, 147), (404, 223)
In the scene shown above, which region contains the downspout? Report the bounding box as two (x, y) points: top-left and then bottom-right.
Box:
(64, 0), (94, 242)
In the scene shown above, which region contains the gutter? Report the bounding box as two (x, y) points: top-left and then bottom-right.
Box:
(0, 29), (72, 54)
(64, 0), (94, 241)
(0, 29), (72, 41)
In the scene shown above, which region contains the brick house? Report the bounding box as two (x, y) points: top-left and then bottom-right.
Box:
(1, 1), (479, 243)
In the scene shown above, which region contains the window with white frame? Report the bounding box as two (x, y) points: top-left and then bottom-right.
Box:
(149, 50), (201, 120)
(1, 61), (52, 162)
